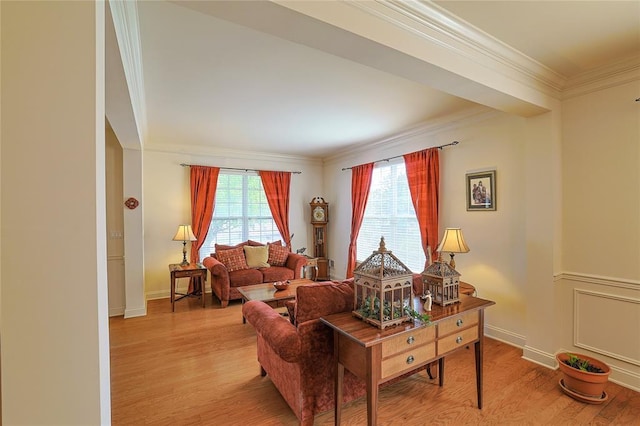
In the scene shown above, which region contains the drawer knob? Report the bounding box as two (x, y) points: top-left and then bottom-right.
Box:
(456, 319), (463, 327)
(406, 355), (415, 364)
(456, 336), (463, 344)
(407, 336), (415, 345)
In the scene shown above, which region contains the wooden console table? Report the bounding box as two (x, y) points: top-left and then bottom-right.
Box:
(321, 295), (495, 425)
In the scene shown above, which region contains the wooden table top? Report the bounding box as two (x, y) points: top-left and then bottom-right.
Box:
(321, 294), (495, 348)
(237, 278), (314, 303)
(169, 263), (206, 272)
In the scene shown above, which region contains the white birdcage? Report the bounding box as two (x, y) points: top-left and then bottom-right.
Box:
(352, 237), (414, 329)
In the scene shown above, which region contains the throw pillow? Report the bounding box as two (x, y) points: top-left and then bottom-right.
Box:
(268, 243), (289, 266)
(243, 245), (270, 268)
(248, 239), (282, 247)
(216, 246), (249, 272)
(215, 241), (246, 252)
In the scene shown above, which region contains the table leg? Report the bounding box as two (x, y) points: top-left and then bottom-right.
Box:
(200, 274), (206, 308)
(366, 346), (381, 426)
(438, 357), (445, 387)
(335, 361), (344, 425)
(475, 339), (483, 408)
(241, 297), (247, 324)
(476, 311), (485, 408)
(171, 274), (176, 312)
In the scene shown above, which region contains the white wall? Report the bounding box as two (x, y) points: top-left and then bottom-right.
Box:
(1, 2), (110, 423)
(142, 149), (323, 299)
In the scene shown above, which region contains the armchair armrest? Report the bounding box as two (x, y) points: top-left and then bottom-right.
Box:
(242, 300), (302, 363)
(285, 253), (307, 279)
(202, 256), (232, 307)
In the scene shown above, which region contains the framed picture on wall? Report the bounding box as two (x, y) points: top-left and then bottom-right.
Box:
(466, 170), (496, 211)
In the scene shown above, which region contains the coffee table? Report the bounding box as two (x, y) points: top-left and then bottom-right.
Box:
(238, 278), (314, 323)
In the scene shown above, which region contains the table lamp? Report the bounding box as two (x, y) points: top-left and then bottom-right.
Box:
(173, 224), (197, 266)
(436, 228), (470, 269)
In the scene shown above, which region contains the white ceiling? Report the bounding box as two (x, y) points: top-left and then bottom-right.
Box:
(132, 1), (640, 159)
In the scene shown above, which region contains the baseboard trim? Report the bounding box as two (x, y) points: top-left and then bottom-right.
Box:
(485, 325), (525, 349)
(109, 307), (125, 317)
(522, 345), (556, 369)
(609, 364), (640, 392)
(124, 305), (147, 318)
(146, 290), (169, 301)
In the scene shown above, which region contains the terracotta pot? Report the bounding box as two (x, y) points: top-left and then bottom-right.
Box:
(556, 352), (610, 399)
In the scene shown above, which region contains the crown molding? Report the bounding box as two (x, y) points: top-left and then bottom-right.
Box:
(347, 1), (638, 99)
(108, 0), (147, 144)
(145, 142), (322, 166)
(324, 105), (500, 165)
(347, 0), (566, 97)
(563, 54), (640, 100)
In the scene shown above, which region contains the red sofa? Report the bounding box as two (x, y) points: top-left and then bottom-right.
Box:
(242, 280), (429, 425)
(202, 241), (307, 308)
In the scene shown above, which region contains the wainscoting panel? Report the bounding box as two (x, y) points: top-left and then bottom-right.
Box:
(574, 288), (640, 367)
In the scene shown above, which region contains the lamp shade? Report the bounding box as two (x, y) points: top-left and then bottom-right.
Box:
(173, 224), (197, 242)
(436, 228), (470, 254)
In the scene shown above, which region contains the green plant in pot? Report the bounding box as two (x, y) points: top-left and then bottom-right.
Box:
(556, 352), (611, 404)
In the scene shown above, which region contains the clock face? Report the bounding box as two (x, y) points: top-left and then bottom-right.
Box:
(313, 206), (325, 222)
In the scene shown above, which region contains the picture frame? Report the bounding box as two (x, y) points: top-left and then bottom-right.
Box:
(466, 170), (496, 211)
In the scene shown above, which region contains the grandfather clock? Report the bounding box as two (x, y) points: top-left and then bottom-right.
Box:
(310, 197), (329, 280)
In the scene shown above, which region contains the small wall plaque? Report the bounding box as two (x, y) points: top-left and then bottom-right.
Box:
(124, 197), (139, 210)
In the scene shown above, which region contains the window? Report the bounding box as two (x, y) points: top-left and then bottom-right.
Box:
(199, 172), (282, 257)
(356, 160), (425, 272)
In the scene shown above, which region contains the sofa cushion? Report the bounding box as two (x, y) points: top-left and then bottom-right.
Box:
(243, 245), (270, 268)
(216, 246), (249, 272)
(262, 266), (295, 283)
(268, 243), (289, 266)
(294, 281), (354, 325)
(228, 268), (263, 287)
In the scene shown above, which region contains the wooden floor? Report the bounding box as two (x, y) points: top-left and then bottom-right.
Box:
(110, 297), (640, 425)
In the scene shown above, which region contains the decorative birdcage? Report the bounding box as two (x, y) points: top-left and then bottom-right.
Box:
(352, 237), (414, 329)
(422, 261), (461, 306)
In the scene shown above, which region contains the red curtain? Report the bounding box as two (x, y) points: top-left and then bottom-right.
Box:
(190, 166), (220, 264)
(259, 171), (292, 250)
(403, 148), (439, 270)
(346, 163), (374, 278)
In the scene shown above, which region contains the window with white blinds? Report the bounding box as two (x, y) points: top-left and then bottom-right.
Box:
(199, 172), (282, 258)
(356, 160), (425, 272)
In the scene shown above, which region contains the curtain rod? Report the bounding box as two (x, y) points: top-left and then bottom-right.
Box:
(180, 164), (302, 174)
(341, 140), (459, 171)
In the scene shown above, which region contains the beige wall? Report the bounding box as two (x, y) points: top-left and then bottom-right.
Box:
(325, 110), (530, 344)
(142, 149), (324, 299)
(562, 81), (640, 279)
(557, 80), (640, 390)
(1, 1), (111, 424)
(325, 81), (640, 391)
(106, 123), (126, 316)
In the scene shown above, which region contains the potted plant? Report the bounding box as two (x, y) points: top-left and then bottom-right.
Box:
(556, 352), (611, 403)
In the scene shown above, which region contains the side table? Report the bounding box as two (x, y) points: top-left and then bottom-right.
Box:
(169, 263), (207, 312)
(303, 256), (318, 281)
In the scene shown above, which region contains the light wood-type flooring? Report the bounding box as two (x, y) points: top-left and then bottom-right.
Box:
(110, 296), (640, 425)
